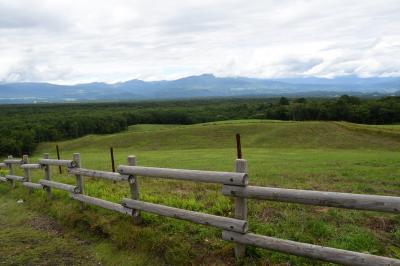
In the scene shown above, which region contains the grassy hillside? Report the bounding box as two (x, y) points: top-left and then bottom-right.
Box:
(1, 120), (400, 265)
(38, 120), (400, 152)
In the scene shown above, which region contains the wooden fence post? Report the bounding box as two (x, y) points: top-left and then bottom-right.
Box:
(73, 153), (84, 209)
(128, 155), (141, 224)
(236, 133), (242, 159)
(234, 158), (248, 259)
(7, 155), (15, 188)
(22, 155), (31, 193)
(56, 145), (62, 174)
(43, 153), (52, 198)
(110, 147), (116, 172)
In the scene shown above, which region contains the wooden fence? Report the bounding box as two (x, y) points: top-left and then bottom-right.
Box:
(1, 154), (400, 266)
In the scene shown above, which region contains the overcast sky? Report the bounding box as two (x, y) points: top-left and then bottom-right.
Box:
(0, 0), (399, 84)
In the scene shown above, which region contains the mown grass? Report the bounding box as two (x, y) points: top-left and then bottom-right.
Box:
(1, 120), (400, 265)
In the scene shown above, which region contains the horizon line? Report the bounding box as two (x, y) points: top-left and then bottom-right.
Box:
(2, 73), (400, 86)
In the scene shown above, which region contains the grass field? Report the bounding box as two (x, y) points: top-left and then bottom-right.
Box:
(1, 120), (400, 265)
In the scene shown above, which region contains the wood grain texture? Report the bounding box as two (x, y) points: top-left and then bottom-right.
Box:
(234, 159), (248, 258)
(118, 165), (248, 185)
(22, 155), (31, 193)
(128, 156), (141, 224)
(68, 168), (129, 182)
(39, 179), (80, 193)
(20, 164), (42, 169)
(5, 175), (25, 181)
(222, 185), (400, 213)
(7, 155), (15, 188)
(73, 153), (84, 194)
(122, 198), (248, 233)
(38, 159), (76, 168)
(222, 231), (400, 266)
(43, 153), (52, 197)
(71, 194), (132, 215)
(3, 159), (22, 164)
(22, 182), (44, 190)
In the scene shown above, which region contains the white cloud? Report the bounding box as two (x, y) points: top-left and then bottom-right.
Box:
(0, 0), (399, 84)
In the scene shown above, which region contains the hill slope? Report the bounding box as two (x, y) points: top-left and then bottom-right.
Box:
(37, 120), (400, 153)
(3, 120), (399, 265)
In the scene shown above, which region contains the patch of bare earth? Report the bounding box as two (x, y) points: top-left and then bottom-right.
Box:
(28, 216), (64, 236)
(367, 216), (398, 232)
(261, 207), (282, 222)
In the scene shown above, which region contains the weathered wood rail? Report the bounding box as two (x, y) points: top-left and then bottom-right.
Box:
(222, 185), (400, 213)
(117, 165), (248, 185)
(222, 231), (400, 266)
(122, 198), (248, 233)
(1, 153), (399, 265)
(68, 168), (129, 182)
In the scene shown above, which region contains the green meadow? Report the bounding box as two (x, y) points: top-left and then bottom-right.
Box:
(1, 120), (400, 265)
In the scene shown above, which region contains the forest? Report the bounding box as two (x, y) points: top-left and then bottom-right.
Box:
(1, 95), (399, 156)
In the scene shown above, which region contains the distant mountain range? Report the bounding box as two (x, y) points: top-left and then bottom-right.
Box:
(1, 74), (399, 103)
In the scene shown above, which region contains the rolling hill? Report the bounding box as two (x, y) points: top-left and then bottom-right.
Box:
(2, 120), (400, 265)
(37, 120), (400, 154)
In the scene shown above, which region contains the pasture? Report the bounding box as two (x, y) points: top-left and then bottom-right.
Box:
(1, 120), (400, 265)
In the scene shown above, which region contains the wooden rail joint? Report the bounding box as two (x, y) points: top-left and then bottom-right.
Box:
(128, 175), (136, 184)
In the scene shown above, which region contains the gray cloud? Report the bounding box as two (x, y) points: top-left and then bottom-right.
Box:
(0, 1), (69, 30)
(0, 0), (399, 84)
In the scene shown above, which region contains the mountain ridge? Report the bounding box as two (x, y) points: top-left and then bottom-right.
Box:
(1, 74), (399, 103)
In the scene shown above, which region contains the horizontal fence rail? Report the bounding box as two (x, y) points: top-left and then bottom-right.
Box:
(71, 194), (133, 215)
(1, 152), (400, 265)
(222, 185), (400, 213)
(39, 179), (80, 193)
(122, 198), (248, 233)
(118, 165), (248, 185)
(20, 163), (42, 169)
(222, 231), (400, 266)
(3, 159), (22, 164)
(68, 168), (129, 182)
(38, 159), (76, 168)
(22, 182), (44, 190)
(5, 175), (25, 181)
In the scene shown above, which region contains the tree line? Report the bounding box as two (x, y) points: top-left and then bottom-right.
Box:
(0, 95), (399, 156)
